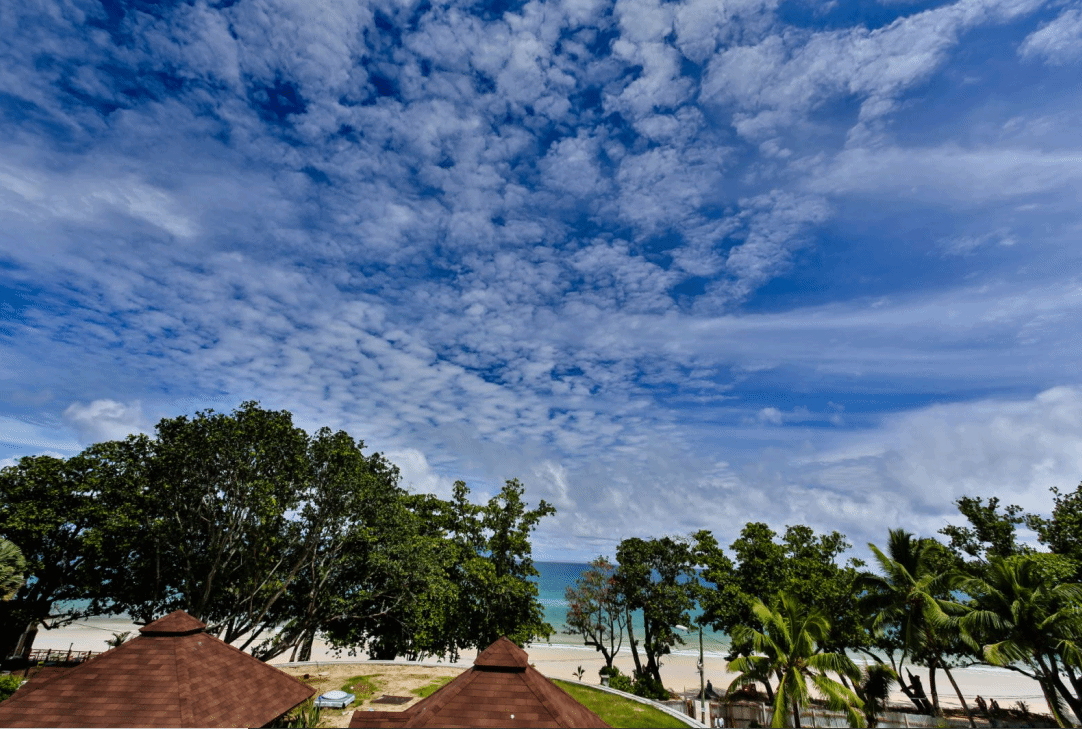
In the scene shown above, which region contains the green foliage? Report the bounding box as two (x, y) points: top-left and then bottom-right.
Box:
(2, 401), (554, 666)
(726, 593), (864, 729)
(615, 536), (696, 687)
(1027, 481), (1082, 582)
(694, 523), (868, 668)
(0, 540), (25, 601)
(952, 554), (1082, 724)
(939, 496), (1030, 563)
(0, 674), (24, 703)
(269, 698), (323, 728)
(554, 679), (689, 728)
(0, 450), (124, 657)
(855, 662), (898, 728)
(564, 556), (626, 669)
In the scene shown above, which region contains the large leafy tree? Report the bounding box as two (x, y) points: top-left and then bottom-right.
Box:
(953, 554), (1082, 727)
(695, 523), (869, 687)
(563, 556), (626, 670)
(939, 496), (1030, 564)
(860, 529), (975, 726)
(448, 479), (556, 650)
(726, 593), (864, 729)
(92, 402), (313, 647)
(0, 452), (121, 660)
(614, 536), (696, 688)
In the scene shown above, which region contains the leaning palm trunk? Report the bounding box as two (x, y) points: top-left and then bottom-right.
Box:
(941, 665), (976, 728)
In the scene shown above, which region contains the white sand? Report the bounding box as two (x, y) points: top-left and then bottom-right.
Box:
(31, 617), (1052, 715)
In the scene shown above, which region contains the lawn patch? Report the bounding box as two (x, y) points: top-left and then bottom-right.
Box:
(338, 675), (382, 705)
(554, 680), (689, 729)
(410, 676), (453, 698)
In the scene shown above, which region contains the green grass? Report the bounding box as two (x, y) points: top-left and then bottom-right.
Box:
(338, 675), (383, 706)
(411, 676), (453, 698)
(553, 680), (690, 728)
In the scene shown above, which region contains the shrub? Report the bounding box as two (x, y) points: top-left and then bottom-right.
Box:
(0, 675), (23, 703)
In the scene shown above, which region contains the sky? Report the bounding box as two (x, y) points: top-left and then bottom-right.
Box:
(2, 0), (1081, 563)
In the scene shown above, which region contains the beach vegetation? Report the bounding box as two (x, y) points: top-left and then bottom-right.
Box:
(0, 451), (123, 661)
(725, 592), (864, 729)
(0, 402), (555, 665)
(694, 523), (870, 698)
(563, 555), (626, 671)
(951, 553), (1082, 727)
(859, 529), (976, 726)
(0, 540), (25, 601)
(553, 679), (690, 728)
(614, 536), (697, 689)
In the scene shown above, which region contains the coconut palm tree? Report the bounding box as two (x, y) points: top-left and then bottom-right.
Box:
(952, 555), (1082, 727)
(854, 662), (898, 728)
(0, 539), (25, 601)
(860, 529), (976, 726)
(726, 592), (865, 728)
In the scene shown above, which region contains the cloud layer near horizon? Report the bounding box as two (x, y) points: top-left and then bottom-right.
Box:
(1, 0), (1080, 560)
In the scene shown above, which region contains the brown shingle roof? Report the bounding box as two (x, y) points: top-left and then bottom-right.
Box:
(349, 637), (609, 728)
(0, 610), (315, 728)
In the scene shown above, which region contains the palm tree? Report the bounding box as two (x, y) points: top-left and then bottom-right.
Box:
(0, 539), (26, 601)
(854, 662), (898, 728)
(726, 592), (865, 728)
(952, 555), (1082, 727)
(860, 529), (976, 726)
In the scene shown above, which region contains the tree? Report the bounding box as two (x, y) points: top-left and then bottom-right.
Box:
(854, 662), (898, 728)
(563, 556), (626, 670)
(91, 402), (313, 649)
(726, 593), (864, 728)
(448, 479), (556, 650)
(0, 540), (25, 601)
(248, 427), (433, 662)
(614, 536), (696, 689)
(953, 554), (1082, 727)
(860, 529), (975, 726)
(939, 496), (1030, 563)
(1028, 482), (1082, 583)
(0, 452), (117, 660)
(694, 523), (870, 696)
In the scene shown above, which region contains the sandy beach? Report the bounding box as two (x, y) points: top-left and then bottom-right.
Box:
(28, 616), (1053, 715)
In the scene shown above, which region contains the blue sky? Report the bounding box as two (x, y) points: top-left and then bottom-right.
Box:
(2, 0), (1082, 561)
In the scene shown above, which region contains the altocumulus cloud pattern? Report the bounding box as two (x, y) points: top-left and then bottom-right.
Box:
(2, 0), (1082, 558)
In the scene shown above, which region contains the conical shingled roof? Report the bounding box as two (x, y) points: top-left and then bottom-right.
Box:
(0, 610), (316, 728)
(349, 637), (610, 728)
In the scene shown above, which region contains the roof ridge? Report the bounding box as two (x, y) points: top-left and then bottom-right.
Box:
(518, 666), (561, 725)
(408, 667), (478, 727)
(175, 635), (193, 726)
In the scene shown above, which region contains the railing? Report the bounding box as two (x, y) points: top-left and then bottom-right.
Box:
(25, 648), (101, 664)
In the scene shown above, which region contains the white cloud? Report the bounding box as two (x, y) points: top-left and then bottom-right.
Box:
(1019, 7), (1082, 65)
(62, 400), (150, 444)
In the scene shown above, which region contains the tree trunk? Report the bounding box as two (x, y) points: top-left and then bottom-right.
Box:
(625, 608), (643, 678)
(942, 664), (976, 728)
(791, 696), (802, 729)
(929, 662), (942, 716)
(904, 670), (934, 715)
